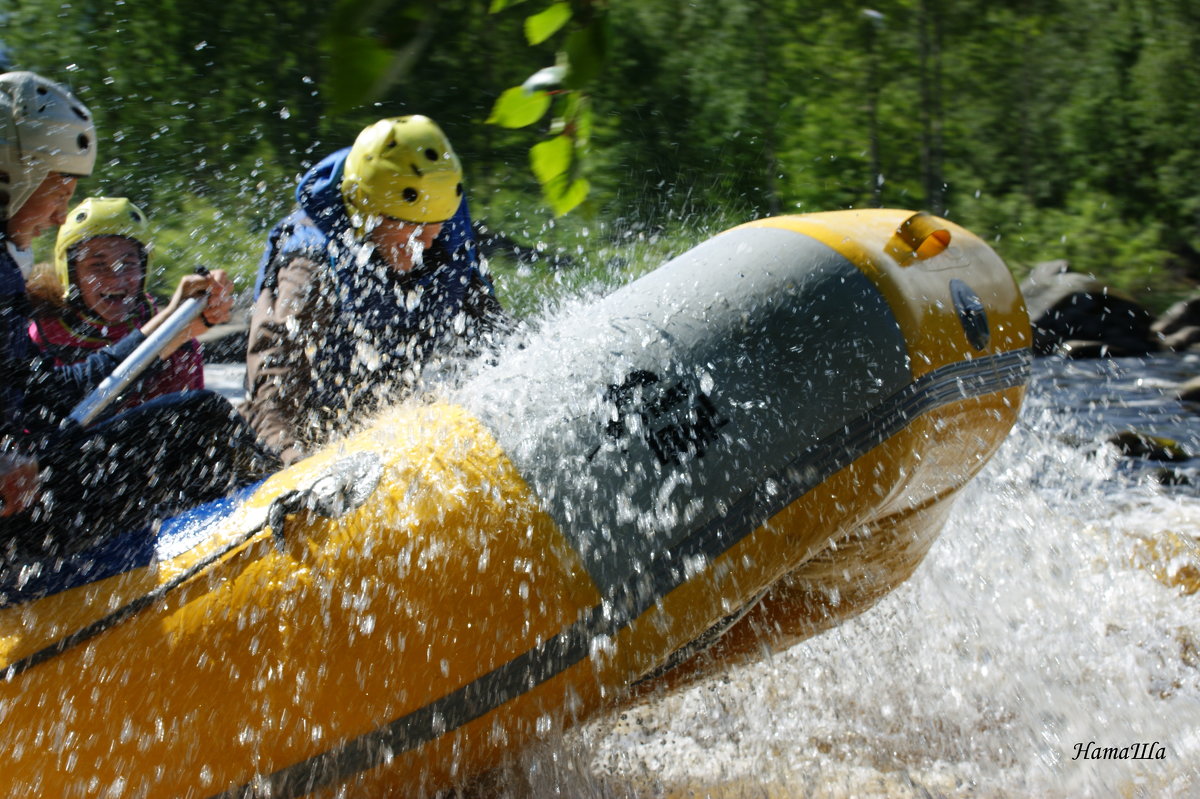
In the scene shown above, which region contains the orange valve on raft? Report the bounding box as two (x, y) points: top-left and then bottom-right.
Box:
(0, 210), (1030, 798)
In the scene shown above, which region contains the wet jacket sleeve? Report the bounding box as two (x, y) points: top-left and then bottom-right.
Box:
(25, 331), (147, 415)
(3, 301), (146, 443)
(463, 272), (517, 346)
(242, 254), (323, 466)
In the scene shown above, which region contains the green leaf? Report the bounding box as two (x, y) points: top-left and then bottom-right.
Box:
(486, 86), (552, 128)
(489, 0), (529, 12)
(574, 102), (594, 145)
(547, 92), (573, 135)
(543, 175), (590, 217)
(529, 134), (572, 184)
(525, 3), (572, 46)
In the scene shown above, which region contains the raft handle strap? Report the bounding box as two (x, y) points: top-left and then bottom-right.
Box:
(268, 452), (385, 550)
(886, 212), (951, 266)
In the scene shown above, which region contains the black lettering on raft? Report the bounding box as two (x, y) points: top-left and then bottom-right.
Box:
(590, 370), (729, 464)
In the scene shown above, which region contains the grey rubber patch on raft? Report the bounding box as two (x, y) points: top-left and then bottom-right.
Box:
(462, 226), (911, 597)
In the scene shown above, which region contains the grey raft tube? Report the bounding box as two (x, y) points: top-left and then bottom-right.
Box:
(457, 211), (1031, 624)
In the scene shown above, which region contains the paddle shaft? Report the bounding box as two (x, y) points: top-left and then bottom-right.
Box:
(67, 295), (207, 427)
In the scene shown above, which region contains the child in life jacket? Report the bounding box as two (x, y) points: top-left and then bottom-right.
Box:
(27, 197), (204, 410)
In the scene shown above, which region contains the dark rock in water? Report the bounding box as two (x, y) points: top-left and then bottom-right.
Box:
(1150, 467), (1196, 487)
(1020, 260), (1156, 357)
(1152, 294), (1200, 337)
(1159, 325), (1200, 353)
(1177, 376), (1200, 405)
(1057, 339), (1148, 359)
(1054, 431), (1094, 449)
(1107, 430), (1191, 462)
(1152, 294), (1200, 352)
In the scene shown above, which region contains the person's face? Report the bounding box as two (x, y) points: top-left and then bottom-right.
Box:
(368, 218), (443, 273)
(7, 173), (78, 249)
(72, 236), (145, 323)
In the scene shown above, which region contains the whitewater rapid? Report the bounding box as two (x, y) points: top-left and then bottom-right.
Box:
(505, 355), (1200, 798)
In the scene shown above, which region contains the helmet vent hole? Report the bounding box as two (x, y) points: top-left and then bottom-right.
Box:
(456, 183), (463, 196)
(75, 212), (87, 222)
(403, 188), (419, 203)
(77, 133), (90, 151)
(131, 211), (142, 222)
(35, 86), (48, 95)
(73, 106), (89, 121)
(424, 148), (438, 161)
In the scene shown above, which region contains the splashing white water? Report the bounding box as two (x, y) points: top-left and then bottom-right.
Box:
(497, 363), (1200, 798)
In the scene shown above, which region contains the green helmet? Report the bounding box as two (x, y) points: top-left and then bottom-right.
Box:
(341, 115), (463, 229)
(54, 197), (151, 299)
(0, 72), (96, 220)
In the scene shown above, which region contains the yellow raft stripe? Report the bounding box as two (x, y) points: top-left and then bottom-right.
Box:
(0, 470), (313, 670)
(0, 433), (406, 671)
(214, 348), (1031, 798)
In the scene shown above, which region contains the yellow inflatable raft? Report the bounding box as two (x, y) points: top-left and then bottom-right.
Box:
(0, 210), (1030, 797)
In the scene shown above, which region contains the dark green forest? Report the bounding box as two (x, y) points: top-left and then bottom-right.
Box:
(4, 0), (1199, 312)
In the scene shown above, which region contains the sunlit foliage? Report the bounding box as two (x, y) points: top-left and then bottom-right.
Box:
(3, 0), (1198, 308)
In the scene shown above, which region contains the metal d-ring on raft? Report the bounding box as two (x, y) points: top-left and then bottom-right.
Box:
(0, 209), (1031, 798)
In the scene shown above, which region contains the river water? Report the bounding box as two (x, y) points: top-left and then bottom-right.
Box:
(492, 353), (1200, 798)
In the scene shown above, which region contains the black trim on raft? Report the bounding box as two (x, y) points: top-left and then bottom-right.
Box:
(214, 348), (1031, 799)
(2, 456), (383, 680)
(1, 511), (271, 681)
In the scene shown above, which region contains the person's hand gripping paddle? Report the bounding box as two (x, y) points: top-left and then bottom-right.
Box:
(67, 266), (220, 427)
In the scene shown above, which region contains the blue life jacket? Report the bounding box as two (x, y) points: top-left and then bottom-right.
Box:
(253, 148), (480, 300)
(251, 149), (493, 414)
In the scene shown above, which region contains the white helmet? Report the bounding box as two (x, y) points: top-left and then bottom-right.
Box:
(0, 72), (96, 220)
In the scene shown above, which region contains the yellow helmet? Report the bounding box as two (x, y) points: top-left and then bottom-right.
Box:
(54, 197), (151, 298)
(341, 115), (463, 228)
